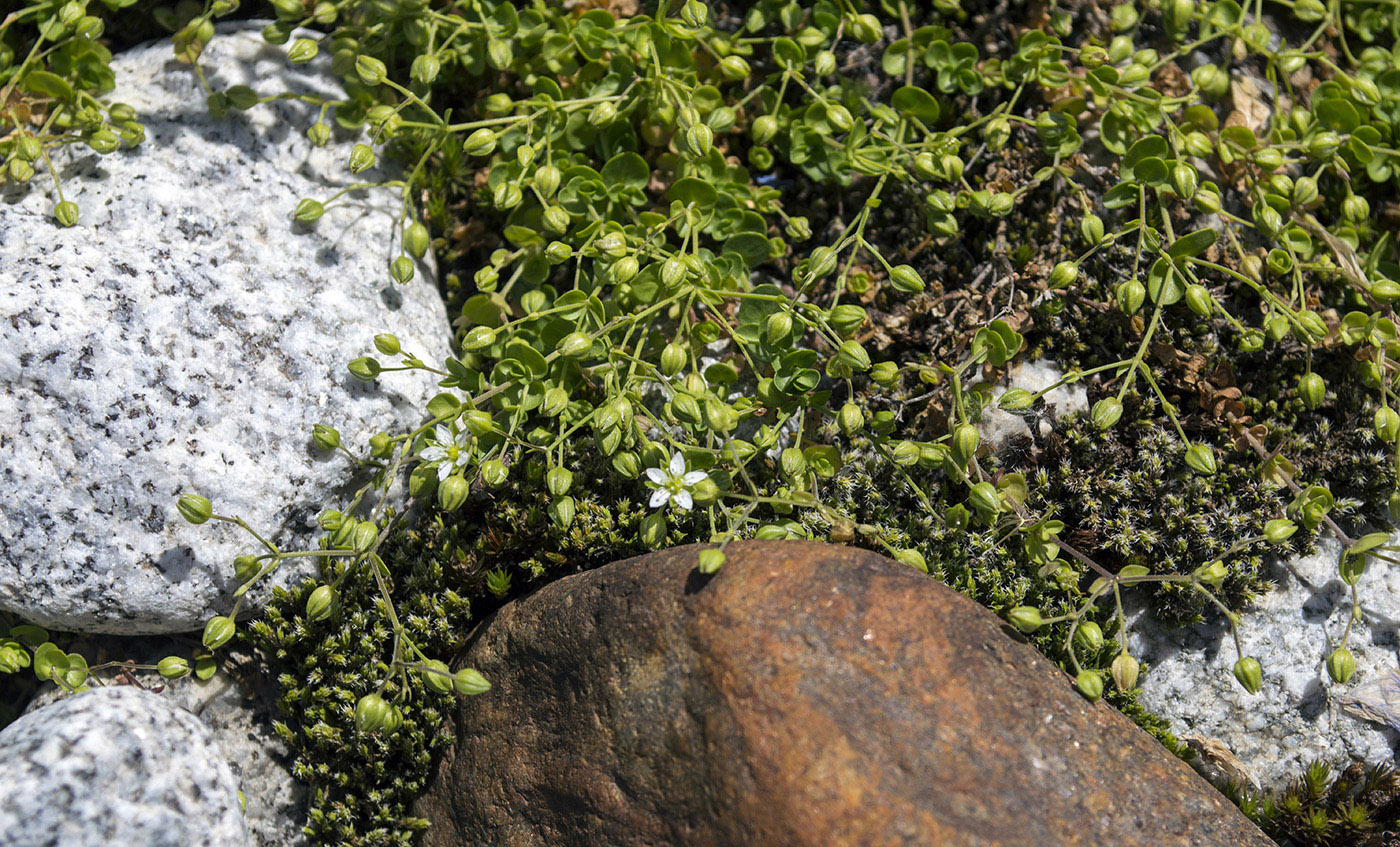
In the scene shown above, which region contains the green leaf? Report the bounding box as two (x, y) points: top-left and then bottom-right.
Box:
(23, 70), (74, 101)
(1167, 228), (1217, 259)
(669, 177), (717, 207)
(1315, 98), (1361, 133)
(891, 85), (941, 123)
(723, 233), (771, 268)
(600, 152), (649, 191)
(504, 339), (548, 377)
(1146, 258), (1184, 305)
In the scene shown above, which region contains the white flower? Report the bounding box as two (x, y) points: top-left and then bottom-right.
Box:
(645, 451), (708, 510)
(419, 424), (472, 480)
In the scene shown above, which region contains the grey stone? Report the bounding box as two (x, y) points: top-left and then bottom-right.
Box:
(24, 645), (306, 847)
(1129, 534), (1400, 789)
(0, 686), (249, 847)
(0, 22), (451, 633)
(981, 358), (1089, 450)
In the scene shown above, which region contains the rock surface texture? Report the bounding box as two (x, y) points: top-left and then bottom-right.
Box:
(0, 686), (249, 847)
(980, 359), (1089, 450)
(23, 640), (305, 847)
(1130, 533), (1400, 789)
(0, 22), (451, 633)
(416, 540), (1273, 847)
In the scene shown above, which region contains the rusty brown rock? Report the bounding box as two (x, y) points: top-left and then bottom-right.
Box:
(416, 540), (1272, 847)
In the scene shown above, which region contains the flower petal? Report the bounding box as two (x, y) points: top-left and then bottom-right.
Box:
(646, 467), (669, 485)
(434, 425), (452, 443)
(649, 489), (671, 508)
(669, 451), (686, 476)
(673, 490), (693, 510)
(681, 471), (708, 486)
(436, 463), (453, 481)
(420, 446), (446, 463)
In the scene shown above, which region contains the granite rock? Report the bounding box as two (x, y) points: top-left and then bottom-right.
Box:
(0, 686), (249, 847)
(417, 540), (1273, 847)
(23, 640), (306, 847)
(0, 22), (451, 633)
(1130, 533), (1400, 789)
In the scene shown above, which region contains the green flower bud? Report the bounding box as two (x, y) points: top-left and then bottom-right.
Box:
(157, 656), (190, 679)
(828, 304), (866, 336)
(1193, 559), (1227, 588)
(1111, 653), (1140, 691)
(1116, 280), (1146, 314)
(544, 241), (572, 264)
(808, 247), (839, 280)
(813, 49), (837, 76)
(557, 331), (592, 359)
(1376, 407), (1400, 443)
(355, 693), (393, 732)
(870, 361), (901, 388)
(401, 222), (430, 260)
(825, 103), (854, 133)
(549, 495), (576, 528)
(1233, 657), (1263, 695)
(368, 335), (399, 360)
(660, 342), (687, 377)
(690, 477), (719, 506)
(588, 101), (617, 127)
(480, 458), (508, 487)
(492, 183), (522, 209)
(684, 123), (713, 157)
(437, 475), (470, 512)
(1048, 261), (1079, 289)
(408, 464), (437, 499)
(312, 423), (340, 451)
(410, 53), (441, 85)
(718, 55), (751, 81)
(462, 128), (497, 157)
(352, 519), (379, 551)
(233, 555), (260, 583)
(1291, 176), (1319, 207)
(984, 117), (1011, 152)
(1171, 162), (1198, 198)
(838, 402), (864, 435)
(697, 548), (726, 573)
(1191, 64), (1229, 100)
(1263, 519), (1297, 545)
(764, 312), (794, 345)
(285, 37), (318, 64)
(355, 54), (387, 85)
(888, 264), (924, 293)
(420, 659), (454, 694)
(894, 548), (928, 572)
(1076, 670), (1104, 701)
(203, 616), (235, 650)
(530, 162), (562, 197)
(348, 356), (381, 381)
(348, 143), (376, 173)
(1079, 213), (1105, 246)
(305, 585), (337, 621)
(304, 121), (331, 147)
(968, 480), (1001, 514)
(463, 409), (494, 436)
(546, 467), (573, 497)
(1327, 647), (1356, 684)
(999, 388), (1035, 411)
(781, 447), (808, 480)
(1343, 195), (1369, 223)
(785, 216), (811, 240)
(640, 512), (667, 547)
(836, 340), (871, 372)
(8, 159), (35, 183)
(1184, 443), (1216, 475)
(952, 423), (980, 463)
(1298, 372), (1325, 410)
(454, 668), (491, 695)
(1091, 397), (1123, 430)
(53, 201), (79, 228)
(486, 38), (512, 69)
(177, 493), (214, 525)
(1008, 606), (1043, 634)
(293, 199), (325, 223)
(1184, 284), (1213, 317)
(612, 256), (640, 283)
(751, 115), (779, 144)
(1075, 621), (1105, 652)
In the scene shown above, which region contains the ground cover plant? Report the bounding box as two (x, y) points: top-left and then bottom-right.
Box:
(4, 0), (1400, 842)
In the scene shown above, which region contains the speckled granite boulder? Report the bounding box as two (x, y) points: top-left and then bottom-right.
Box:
(1129, 533), (1400, 789)
(24, 641), (305, 847)
(0, 686), (249, 847)
(0, 22), (451, 633)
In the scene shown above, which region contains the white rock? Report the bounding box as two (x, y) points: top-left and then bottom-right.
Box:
(1129, 533), (1400, 788)
(25, 655), (306, 847)
(980, 359), (1089, 449)
(0, 686), (249, 847)
(0, 22), (451, 633)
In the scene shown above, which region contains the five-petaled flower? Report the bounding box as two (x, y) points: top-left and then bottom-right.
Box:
(419, 424), (472, 480)
(646, 451), (707, 510)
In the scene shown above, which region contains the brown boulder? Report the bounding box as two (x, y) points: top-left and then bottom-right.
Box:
(416, 540), (1271, 847)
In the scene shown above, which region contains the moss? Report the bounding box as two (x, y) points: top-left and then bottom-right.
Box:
(244, 525), (471, 847)
(1225, 760), (1400, 846)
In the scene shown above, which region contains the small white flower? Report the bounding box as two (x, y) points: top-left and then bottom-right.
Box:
(419, 424), (472, 480)
(645, 451), (708, 510)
